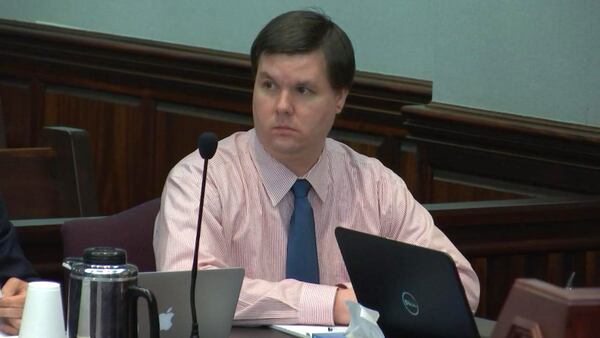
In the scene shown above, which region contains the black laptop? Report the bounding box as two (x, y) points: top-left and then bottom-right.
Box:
(335, 227), (479, 338)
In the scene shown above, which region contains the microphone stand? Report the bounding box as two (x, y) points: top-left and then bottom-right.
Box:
(190, 132), (217, 338)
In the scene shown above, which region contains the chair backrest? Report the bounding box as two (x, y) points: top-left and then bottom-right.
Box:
(61, 198), (160, 272)
(0, 125), (98, 218)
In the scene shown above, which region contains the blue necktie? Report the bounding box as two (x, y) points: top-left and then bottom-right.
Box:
(286, 179), (319, 283)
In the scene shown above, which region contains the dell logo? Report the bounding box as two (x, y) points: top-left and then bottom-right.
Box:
(401, 291), (419, 316)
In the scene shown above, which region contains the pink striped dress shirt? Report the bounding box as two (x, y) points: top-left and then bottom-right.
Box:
(153, 129), (479, 325)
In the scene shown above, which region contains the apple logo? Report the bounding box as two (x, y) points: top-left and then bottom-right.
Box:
(159, 306), (175, 331)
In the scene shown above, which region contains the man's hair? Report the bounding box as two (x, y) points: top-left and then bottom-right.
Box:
(250, 10), (355, 90)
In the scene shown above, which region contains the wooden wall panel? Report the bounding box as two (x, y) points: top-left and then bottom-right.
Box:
(430, 171), (535, 203)
(430, 196), (600, 318)
(0, 148), (60, 217)
(0, 100), (4, 147)
(43, 86), (156, 214)
(0, 126), (97, 219)
(474, 250), (600, 319)
(330, 128), (384, 159)
(403, 103), (600, 202)
(395, 142), (420, 194)
(0, 19), (430, 214)
(585, 251), (600, 286)
(156, 103), (253, 186)
(431, 180), (525, 202)
(0, 77), (33, 147)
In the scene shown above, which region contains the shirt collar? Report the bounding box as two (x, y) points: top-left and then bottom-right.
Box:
(249, 129), (330, 206)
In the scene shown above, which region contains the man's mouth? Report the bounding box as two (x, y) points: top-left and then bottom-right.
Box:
(273, 125), (295, 132)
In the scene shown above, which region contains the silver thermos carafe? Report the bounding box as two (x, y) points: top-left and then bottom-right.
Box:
(65, 247), (160, 338)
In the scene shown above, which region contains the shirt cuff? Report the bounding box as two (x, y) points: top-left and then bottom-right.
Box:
(298, 283), (338, 325)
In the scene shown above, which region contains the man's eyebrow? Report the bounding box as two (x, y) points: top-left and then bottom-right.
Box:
(296, 81), (313, 87)
(255, 71), (315, 87)
(256, 71), (273, 79)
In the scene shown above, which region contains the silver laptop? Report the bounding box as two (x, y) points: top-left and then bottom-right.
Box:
(137, 268), (244, 338)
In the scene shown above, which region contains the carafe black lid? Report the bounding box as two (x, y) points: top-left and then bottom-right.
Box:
(83, 247), (127, 265)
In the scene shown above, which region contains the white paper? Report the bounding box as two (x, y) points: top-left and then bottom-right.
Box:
(270, 324), (347, 337)
(0, 332), (17, 338)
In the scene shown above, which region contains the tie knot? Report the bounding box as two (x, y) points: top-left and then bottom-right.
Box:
(292, 179), (311, 198)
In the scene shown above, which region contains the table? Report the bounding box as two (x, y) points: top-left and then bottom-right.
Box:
(229, 317), (495, 337)
(0, 317), (494, 338)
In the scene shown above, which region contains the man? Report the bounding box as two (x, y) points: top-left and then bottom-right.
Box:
(154, 10), (479, 326)
(0, 195), (37, 335)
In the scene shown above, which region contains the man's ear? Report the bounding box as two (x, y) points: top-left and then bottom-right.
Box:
(335, 88), (349, 114)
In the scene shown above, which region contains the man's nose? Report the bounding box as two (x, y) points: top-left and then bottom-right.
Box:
(276, 90), (292, 115)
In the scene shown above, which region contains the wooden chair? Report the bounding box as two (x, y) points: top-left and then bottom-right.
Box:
(0, 126), (98, 218)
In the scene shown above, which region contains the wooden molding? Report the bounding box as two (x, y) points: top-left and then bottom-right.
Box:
(0, 18), (431, 130)
(402, 102), (600, 196)
(427, 196), (600, 256)
(402, 102), (600, 163)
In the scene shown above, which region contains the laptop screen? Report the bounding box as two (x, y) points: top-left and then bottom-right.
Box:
(335, 227), (479, 338)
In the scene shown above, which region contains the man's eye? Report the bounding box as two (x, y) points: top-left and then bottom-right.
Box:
(263, 80), (274, 89)
(297, 86), (312, 95)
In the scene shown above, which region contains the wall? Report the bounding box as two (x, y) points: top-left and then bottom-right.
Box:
(0, 0), (598, 126)
(433, 0), (600, 126)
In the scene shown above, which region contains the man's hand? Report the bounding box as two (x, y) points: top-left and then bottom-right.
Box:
(0, 277), (28, 335)
(333, 287), (356, 325)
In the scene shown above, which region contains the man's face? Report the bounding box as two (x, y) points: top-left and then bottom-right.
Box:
(252, 50), (348, 170)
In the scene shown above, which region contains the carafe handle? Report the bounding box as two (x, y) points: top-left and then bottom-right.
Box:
(128, 285), (160, 338)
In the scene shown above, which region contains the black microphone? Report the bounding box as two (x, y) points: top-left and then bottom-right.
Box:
(190, 132), (218, 338)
